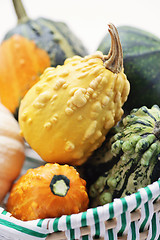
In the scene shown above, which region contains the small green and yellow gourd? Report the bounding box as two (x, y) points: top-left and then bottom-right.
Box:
(4, 0), (88, 67)
(89, 105), (160, 207)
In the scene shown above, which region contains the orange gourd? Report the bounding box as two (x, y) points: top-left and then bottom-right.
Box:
(7, 163), (89, 220)
(0, 34), (50, 114)
(0, 103), (25, 203)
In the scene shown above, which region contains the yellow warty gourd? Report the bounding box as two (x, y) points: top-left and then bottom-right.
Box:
(19, 24), (130, 165)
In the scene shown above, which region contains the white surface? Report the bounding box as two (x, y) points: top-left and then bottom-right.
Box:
(0, 0), (160, 53)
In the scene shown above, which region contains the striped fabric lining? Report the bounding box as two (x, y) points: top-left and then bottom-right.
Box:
(0, 219), (47, 239)
(140, 200), (154, 232)
(0, 212), (48, 239)
(0, 180), (159, 239)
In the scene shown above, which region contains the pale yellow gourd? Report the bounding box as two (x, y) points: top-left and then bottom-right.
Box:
(19, 24), (130, 165)
(0, 103), (25, 203)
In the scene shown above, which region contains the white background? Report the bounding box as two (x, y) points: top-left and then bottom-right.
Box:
(0, 0), (160, 53)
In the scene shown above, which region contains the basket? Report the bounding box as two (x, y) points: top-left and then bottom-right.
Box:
(1, 150), (160, 240)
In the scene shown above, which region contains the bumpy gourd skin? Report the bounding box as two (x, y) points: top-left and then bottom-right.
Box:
(89, 105), (160, 207)
(7, 163), (89, 220)
(19, 25), (130, 165)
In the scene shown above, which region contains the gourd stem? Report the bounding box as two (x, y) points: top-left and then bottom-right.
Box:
(12, 0), (29, 22)
(103, 23), (123, 74)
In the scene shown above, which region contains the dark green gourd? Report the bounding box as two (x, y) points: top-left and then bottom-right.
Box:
(89, 105), (160, 207)
(4, 0), (88, 67)
(97, 26), (160, 113)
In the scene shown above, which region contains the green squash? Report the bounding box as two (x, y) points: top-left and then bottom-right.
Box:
(97, 26), (160, 113)
(89, 105), (160, 207)
(4, 0), (88, 67)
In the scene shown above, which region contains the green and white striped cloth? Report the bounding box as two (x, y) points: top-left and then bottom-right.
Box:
(0, 179), (160, 240)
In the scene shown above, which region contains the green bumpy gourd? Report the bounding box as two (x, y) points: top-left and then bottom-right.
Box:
(89, 105), (160, 207)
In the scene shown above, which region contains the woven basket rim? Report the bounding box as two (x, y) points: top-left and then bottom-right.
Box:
(45, 179), (160, 232)
(0, 178), (160, 236)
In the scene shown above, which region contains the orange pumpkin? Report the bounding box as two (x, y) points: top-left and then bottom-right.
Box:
(0, 103), (25, 203)
(7, 163), (89, 220)
(0, 34), (50, 114)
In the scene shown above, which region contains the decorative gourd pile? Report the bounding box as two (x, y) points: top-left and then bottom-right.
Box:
(89, 105), (160, 207)
(0, 103), (25, 203)
(6, 23), (130, 221)
(6, 22), (160, 221)
(0, 0), (87, 115)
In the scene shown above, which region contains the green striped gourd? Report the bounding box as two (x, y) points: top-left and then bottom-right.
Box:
(89, 105), (160, 207)
(4, 0), (88, 67)
(97, 26), (160, 113)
